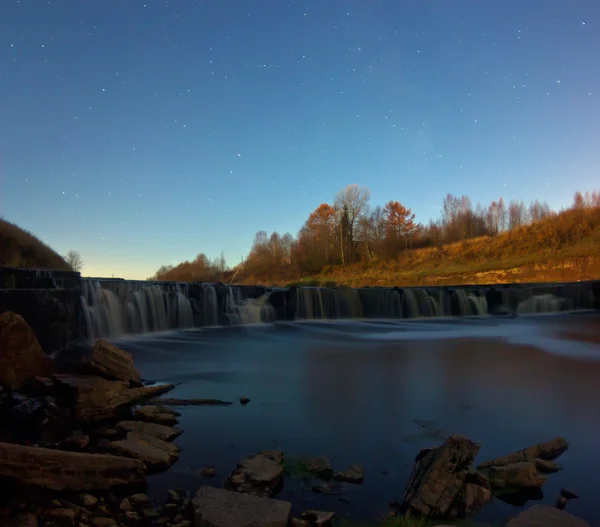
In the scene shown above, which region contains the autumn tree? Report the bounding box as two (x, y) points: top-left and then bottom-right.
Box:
(65, 250), (83, 272)
(529, 200), (553, 223)
(382, 200), (416, 253)
(508, 200), (529, 230)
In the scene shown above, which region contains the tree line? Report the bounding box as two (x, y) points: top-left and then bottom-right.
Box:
(151, 187), (600, 283)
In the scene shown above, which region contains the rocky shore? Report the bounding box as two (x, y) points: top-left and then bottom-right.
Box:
(0, 310), (592, 526)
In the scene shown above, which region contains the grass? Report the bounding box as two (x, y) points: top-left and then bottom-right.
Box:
(0, 217), (70, 270)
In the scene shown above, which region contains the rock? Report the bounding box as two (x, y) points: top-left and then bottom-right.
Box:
(240, 396), (250, 405)
(0, 441), (146, 490)
(302, 456), (333, 480)
(134, 405), (180, 426)
(0, 311), (54, 390)
(478, 437), (568, 468)
(561, 488), (580, 500)
(123, 511), (142, 523)
(224, 450), (285, 497)
(79, 494), (98, 507)
(8, 513), (39, 527)
(556, 496), (568, 510)
(86, 339), (141, 383)
(290, 520), (310, 527)
(90, 426), (120, 439)
(89, 519), (117, 527)
(129, 494), (150, 506)
(62, 429), (90, 450)
(311, 483), (344, 495)
(43, 507), (77, 524)
(119, 498), (134, 511)
(333, 464), (364, 484)
(505, 504), (590, 526)
(197, 466), (217, 478)
(533, 458), (561, 473)
(53, 374), (174, 422)
(147, 397), (233, 406)
(399, 434), (481, 518)
(461, 483), (492, 516)
(300, 510), (336, 526)
(115, 421), (182, 442)
(110, 432), (180, 470)
(489, 462), (547, 488)
(193, 485), (291, 526)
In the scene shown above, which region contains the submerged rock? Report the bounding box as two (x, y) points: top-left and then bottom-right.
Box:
(399, 434), (481, 519)
(0, 311), (54, 390)
(333, 464), (364, 484)
(225, 451), (285, 497)
(301, 456), (334, 480)
(0, 441), (146, 490)
(300, 510), (336, 526)
(193, 485), (291, 527)
(505, 504), (590, 527)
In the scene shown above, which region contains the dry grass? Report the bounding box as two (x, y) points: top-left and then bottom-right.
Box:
(247, 206), (600, 287)
(0, 217), (70, 270)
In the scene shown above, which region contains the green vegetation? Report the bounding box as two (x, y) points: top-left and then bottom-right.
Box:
(0, 217), (70, 270)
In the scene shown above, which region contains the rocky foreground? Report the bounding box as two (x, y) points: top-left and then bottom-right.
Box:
(0, 310), (593, 526)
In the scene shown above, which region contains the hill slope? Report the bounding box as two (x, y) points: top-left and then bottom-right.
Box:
(239, 205), (600, 287)
(0, 218), (70, 271)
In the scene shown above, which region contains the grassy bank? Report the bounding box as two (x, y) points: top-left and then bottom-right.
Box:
(0, 218), (70, 270)
(241, 206), (600, 287)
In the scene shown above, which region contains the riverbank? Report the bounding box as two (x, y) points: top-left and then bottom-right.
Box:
(1, 310), (597, 526)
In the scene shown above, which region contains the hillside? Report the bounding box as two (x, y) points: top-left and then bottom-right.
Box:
(0, 218), (70, 271)
(238, 204), (600, 287)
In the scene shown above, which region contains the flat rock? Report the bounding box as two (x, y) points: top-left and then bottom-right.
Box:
(134, 405), (180, 426)
(52, 375), (174, 422)
(110, 432), (180, 470)
(0, 441), (146, 491)
(0, 311), (54, 390)
(489, 462), (547, 488)
(193, 485), (291, 527)
(399, 434), (481, 518)
(300, 510), (336, 526)
(116, 421), (182, 442)
(87, 339), (141, 383)
(147, 397), (233, 406)
(505, 504), (590, 526)
(225, 451), (284, 497)
(478, 437), (568, 468)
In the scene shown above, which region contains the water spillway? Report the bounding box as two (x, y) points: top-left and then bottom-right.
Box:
(0, 266), (598, 350)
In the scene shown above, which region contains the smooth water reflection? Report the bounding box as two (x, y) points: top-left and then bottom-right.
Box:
(113, 313), (600, 525)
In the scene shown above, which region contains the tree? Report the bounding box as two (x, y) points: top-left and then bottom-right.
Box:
(508, 200), (529, 230)
(334, 185), (371, 264)
(382, 200), (416, 250)
(65, 250), (83, 272)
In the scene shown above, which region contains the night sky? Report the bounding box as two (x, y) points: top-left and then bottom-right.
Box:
(1, 1), (599, 279)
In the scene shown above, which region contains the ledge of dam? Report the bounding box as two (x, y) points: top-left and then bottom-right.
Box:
(0, 265), (598, 354)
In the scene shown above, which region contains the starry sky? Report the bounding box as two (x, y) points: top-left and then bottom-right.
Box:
(1, 1), (599, 279)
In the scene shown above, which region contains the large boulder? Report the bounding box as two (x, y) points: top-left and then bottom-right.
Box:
(0, 441), (146, 491)
(504, 504), (590, 527)
(489, 462), (547, 489)
(0, 311), (54, 390)
(86, 340), (141, 383)
(193, 485), (291, 527)
(399, 435), (481, 519)
(224, 451), (285, 498)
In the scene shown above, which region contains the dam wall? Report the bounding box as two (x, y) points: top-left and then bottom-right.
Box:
(0, 265), (598, 354)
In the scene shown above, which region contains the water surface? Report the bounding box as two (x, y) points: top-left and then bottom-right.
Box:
(113, 312), (600, 525)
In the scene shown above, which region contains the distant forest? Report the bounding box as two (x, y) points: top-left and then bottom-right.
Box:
(150, 187), (600, 284)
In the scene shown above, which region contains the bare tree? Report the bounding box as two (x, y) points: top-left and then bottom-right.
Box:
(508, 200), (528, 229)
(65, 250), (83, 272)
(334, 184), (371, 264)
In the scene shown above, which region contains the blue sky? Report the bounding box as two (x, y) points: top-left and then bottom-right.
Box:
(1, 0), (599, 279)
